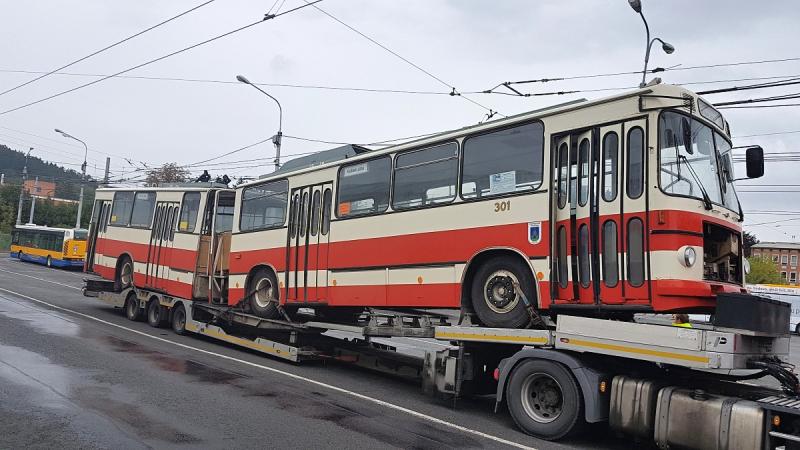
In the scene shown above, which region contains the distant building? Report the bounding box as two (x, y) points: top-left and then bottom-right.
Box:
(23, 179), (56, 198)
(751, 242), (800, 285)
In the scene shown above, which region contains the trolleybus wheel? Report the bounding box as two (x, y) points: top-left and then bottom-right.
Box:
(471, 256), (535, 328)
(171, 304), (187, 335)
(124, 292), (142, 321)
(116, 256), (134, 291)
(147, 299), (165, 328)
(247, 268), (280, 319)
(506, 359), (585, 440)
(46, 255), (52, 267)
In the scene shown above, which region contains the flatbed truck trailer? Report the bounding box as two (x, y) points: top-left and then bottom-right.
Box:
(84, 280), (800, 449)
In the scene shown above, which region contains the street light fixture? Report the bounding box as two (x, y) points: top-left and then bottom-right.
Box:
(628, 0), (675, 88)
(236, 74), (283, 171)
(55, 128), (89, 229)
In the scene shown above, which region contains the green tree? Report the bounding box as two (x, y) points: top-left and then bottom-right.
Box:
(746, 256), (782, 284)
(145, 163), (189, 186)
(743, 231), (759, 257)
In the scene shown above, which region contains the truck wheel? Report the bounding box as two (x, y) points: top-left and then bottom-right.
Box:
(506, 359), (585, 440)
(115, 256), (134, 291)
(247, 268), (279, 319)
(171, 304), (187, 335)
(124, 292), (142, 321)
(471, 256), (534, 328)
(795, 323), (800, 335)
(147, 299), (165, 328)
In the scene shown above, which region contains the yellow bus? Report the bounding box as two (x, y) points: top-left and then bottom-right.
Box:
(10, 224), (87, 268)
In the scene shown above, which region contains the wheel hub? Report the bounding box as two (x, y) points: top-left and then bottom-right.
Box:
(254, 278), (275, 309)
(521, 373), (564, 423)
(483, 270), (521, 314)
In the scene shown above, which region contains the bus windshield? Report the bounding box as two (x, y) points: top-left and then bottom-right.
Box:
(659, 111), (740, 213)
(73, 229), (88, 240)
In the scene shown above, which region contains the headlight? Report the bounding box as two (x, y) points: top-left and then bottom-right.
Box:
(678, 246), (697, 267)
(743, 258), (751, 275)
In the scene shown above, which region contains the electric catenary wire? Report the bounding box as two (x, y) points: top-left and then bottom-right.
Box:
(0, 0), (216, 98)
(0, 1), (323, 116)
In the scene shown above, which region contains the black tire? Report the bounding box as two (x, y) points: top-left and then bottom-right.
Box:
(46, 255), (52, 268)
(115, 256), (134, 291)
(470, 256), (535, 328)
(147, 299), (165, 328)
(247, 268), (280, 319)
(506, 359), (586, 440)
(124, 292), (142, 321)
(795, 323), (800, 335)
(171, 304), (187, 335)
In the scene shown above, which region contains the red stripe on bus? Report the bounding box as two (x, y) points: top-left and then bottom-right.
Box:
(95, 237), (198, 272)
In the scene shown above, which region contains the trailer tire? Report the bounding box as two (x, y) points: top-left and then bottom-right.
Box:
(247, 268), (280, 319)
(506, 359), (585, 440)
(147, 299), (165, 328)
(795, 323), (800, 335)
(171, 304), (187, 335)
(124, 292), (142, 322)
(470, 256), (534, 328)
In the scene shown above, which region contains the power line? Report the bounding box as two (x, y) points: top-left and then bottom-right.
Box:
(0, 0), (215, 98)
(734, 130), (800, 139)
(719, 103), (800, 109)
(300, 0), (500, 117)
(0, 0), (323, 116)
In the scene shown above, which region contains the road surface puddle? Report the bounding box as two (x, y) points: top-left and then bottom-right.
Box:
(0, 293), (79, 337)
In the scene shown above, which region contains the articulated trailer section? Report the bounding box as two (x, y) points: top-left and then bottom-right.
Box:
(85, 281), (800, 449)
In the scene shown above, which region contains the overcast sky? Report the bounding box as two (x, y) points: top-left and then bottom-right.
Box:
(1, 0), (799, 241)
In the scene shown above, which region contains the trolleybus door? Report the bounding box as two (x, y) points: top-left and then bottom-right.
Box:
(286, 183), (332, 303)
(572, 130), (595, 305)
(597, 124), (625, 304)
(620, 119), (650, 305)
(146, 202), (178, 291)
(86, 199), (110, 272)
(553, 135), (575, 302)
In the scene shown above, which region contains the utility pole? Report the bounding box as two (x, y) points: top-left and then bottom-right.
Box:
(103, 157), (111, 186)
(28, 176), (38, 224)
(54, 129), (88, 229)
(15, 147), (33, 225)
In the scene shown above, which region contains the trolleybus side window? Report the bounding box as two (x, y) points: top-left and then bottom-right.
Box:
(392, 142), (458, 210)
(130, 192), (157, 228)
(289, 194), (300, 237)
(627, 217), (645, 287)
(337, 156), (391, 218)
(109, 191), (135, 226)
(602, 220), (618, 287)
(602, 132), (619, 201)
(578, 223), (590, 287)
(461, 121), (544, 199)
(310, 190), (321, 236)
(557, 225), (568, 289)
(299, 191), (309, 237)
(557, 142), (569, 209)
(239, 180), (289, 232)
(627, 127), (645, 199)
(578, 138), (590, 207)
(178, 192), (201, 232)
(321, 188), (332, 235)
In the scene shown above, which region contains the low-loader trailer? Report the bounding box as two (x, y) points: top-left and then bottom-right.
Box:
(84, 279), (800, 449)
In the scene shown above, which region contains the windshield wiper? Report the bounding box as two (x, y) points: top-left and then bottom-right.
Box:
(679, 155), (713, 210)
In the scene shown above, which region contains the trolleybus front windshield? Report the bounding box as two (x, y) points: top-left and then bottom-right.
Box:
(659, 111), (740, 214)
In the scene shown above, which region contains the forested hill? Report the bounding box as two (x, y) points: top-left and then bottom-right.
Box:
(0, 144), (95, 200)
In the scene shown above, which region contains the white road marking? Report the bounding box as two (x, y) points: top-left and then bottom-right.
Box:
(0, 286), (535, 450)
(0, 267), (82, 291)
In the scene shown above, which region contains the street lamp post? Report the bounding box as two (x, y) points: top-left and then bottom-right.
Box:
(627, 0), (675, 88)
(15, 147), (33, 225)
(236, 75), (283, 171)
(55, 128), (89, 229)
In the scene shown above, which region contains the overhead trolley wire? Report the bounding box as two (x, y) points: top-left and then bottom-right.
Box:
(0, 0), (323, 117)
(0, 0), (216, 98)
(299, 0), (501, 117)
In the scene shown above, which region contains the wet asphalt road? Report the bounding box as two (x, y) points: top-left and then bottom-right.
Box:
(0, 256), (638, 449)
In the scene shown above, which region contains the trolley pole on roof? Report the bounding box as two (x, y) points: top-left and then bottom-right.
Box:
(15, 147), (33, 225)
(54, 128), (88, 229)
(627, 0), (675, 88)
(235, 74), (283, 171)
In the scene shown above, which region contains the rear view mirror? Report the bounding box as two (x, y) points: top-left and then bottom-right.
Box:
(745, 146), (764, 179)
(681, 118), (693, 154)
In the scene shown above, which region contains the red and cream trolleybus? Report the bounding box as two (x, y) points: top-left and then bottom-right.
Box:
(87, 82), (765, 329)
(86, 184), (236, 305)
